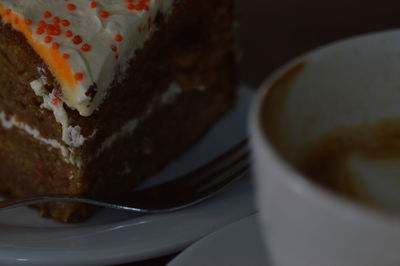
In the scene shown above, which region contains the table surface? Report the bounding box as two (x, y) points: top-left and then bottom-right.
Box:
(119, 0), (400, 265)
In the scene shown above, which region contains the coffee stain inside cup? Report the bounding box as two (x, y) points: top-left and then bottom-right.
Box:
(296, 118), (400, 209)
(259, 59), (400, 210)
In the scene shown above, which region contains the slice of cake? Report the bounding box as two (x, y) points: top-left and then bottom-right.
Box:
(0, 0), (237, 222)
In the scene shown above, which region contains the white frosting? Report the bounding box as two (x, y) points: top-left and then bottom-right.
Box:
(0, 111), (81, 166)
(0, 0), (176, 116)
(68, 172), (75, 180)
(161, 82), (182, 104)
(30, 77), (87, 147)
(96, 112), (142, 157)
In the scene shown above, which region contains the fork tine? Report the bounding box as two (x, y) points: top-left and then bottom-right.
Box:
(189, 150), (249, 189)
(126, 140), (250, 209)
(138, 161), (251, 212)
(159, 163), (251, 212)
(142, 139), (249, 189)
(195, 156), (250, 194)
(192, 141), (249, 182)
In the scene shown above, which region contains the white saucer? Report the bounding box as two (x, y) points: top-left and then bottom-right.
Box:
(0, 86), (256, 266)
(168, 214), (269, 266)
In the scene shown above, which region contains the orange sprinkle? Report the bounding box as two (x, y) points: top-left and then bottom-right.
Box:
(136, 3), (149, 11)
(67, 4), (76, 10)
(111, 44), (117, 52)
(44, 36), (52, 43)
(46, 24), (55, 34)
(44, 11), (52, 19)
(115, 34), (123, 42)
(53, 17), (60, 23)
(99, 11), (109, 18)
(63, 53), (70, 59)
(72, 35), (82, 44)
(66, 30), (73, 37)
(52, 42), (60, 49)
(38, 20), (46, 28)
(52, 28), (61, 36)
(61, 19), (70, 27)
(82, 43), (91, 52)
(51, 97), (61, 105)
(75, 72), (84, 81)
(36, 28), (44, 35)
(90, 1), (98, 8)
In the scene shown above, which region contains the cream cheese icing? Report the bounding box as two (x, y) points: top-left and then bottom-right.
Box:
(0, 0), (176, 117)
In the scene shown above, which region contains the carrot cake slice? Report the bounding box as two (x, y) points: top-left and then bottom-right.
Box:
(0, 0), (237, 222)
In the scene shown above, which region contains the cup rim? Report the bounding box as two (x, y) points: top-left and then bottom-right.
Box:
(249, 28), (400, 225)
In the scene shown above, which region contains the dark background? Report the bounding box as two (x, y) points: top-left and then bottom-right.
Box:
(238, 0), (400, 87)
(120, 0), (400, 265)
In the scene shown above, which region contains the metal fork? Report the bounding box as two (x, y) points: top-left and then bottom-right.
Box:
(0, 140), (250, 214)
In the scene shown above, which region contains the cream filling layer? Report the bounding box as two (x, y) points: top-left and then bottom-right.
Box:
(30, 75), (87, 148)
(96, 82), (202, 157)
(0, 111), (81, 167)
(0, 83), (205, 169)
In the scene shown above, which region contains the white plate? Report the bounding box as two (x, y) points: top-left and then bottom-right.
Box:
(0, 86), (256, 266)
(168, 214), (269, 266)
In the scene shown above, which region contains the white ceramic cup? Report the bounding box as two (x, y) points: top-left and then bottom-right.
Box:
(249, 29), (400, 266)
